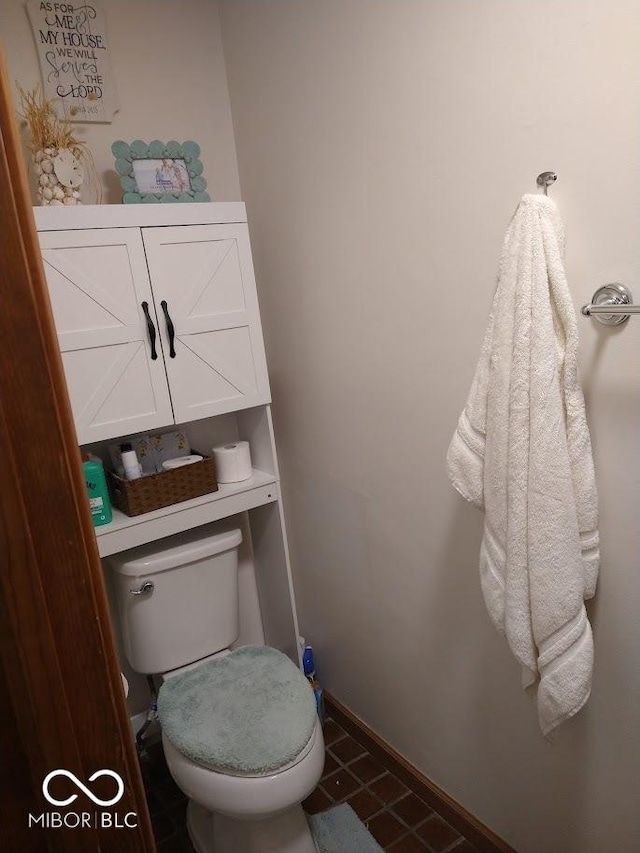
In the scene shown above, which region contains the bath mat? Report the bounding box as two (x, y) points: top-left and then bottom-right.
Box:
(308, 803), (384, 853)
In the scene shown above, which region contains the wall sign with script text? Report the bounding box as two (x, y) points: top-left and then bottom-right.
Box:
(26, 0), (119, 123)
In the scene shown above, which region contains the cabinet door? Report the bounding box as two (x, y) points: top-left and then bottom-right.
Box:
(142, 224), (271, 424)
(39, 228), (174, 444)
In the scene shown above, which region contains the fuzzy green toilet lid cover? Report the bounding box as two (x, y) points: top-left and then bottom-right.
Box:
(157, 645), (317, 775)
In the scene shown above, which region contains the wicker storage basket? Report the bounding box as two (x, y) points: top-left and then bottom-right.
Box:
(108, 454), (218, 517)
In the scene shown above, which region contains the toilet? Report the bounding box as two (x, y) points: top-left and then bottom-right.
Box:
(108, 525), (324, 853)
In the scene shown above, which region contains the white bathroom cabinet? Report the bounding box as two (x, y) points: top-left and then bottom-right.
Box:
(35, 204), (301, 664)
(38, 207), (270, 445)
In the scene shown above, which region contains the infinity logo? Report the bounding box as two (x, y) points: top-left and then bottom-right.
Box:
(42, 770), (125, 807)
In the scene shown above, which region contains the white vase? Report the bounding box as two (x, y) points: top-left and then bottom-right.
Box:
(33, 147), (83, 206)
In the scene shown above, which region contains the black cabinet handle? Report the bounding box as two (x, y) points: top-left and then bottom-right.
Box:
(141, 301), (158, 360)
(160, 300), (176, 358)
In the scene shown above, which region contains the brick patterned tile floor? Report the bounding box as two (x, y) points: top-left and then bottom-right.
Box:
(302, 717), (480, 852)
(140, 716), (481, 853)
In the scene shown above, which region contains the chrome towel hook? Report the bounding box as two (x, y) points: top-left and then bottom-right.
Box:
(536, 171), (558, 195)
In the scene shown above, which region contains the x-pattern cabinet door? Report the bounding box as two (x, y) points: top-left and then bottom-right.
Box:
(39, 228), (175, 444)
(142, 224), (271, 423)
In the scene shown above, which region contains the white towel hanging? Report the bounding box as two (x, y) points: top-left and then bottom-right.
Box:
(447, 194), (600, 736)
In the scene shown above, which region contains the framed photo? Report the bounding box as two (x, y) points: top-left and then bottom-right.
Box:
(111, 140), (210, 203)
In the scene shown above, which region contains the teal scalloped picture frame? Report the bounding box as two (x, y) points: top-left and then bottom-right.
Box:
(111, 140), (211, 203)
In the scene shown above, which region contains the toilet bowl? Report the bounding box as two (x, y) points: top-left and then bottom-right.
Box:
(107, 526), (324, 853)
(163, 717), (325, 853)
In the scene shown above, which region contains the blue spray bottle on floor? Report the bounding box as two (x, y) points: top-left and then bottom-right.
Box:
(302, 644), (325, 724)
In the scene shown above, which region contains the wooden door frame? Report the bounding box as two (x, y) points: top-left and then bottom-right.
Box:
(0, 45), (155, 853)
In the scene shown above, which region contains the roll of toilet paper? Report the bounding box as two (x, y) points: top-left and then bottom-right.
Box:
(162, 454), (203, 471)
(212, 440), (253, 483)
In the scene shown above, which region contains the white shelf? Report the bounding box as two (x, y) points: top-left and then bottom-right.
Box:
(96, 469), (278, 558)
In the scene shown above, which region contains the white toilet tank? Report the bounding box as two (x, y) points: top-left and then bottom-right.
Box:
(107, 525), (242, 675)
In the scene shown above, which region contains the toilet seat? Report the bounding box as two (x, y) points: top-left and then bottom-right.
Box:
(157, 645), (317, 777)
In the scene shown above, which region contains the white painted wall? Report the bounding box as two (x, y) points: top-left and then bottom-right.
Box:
(219, 2), (640, 852)
(0, 0), (240, 202)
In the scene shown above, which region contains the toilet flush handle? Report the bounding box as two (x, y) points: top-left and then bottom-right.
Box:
(129, 581), (154, 596)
